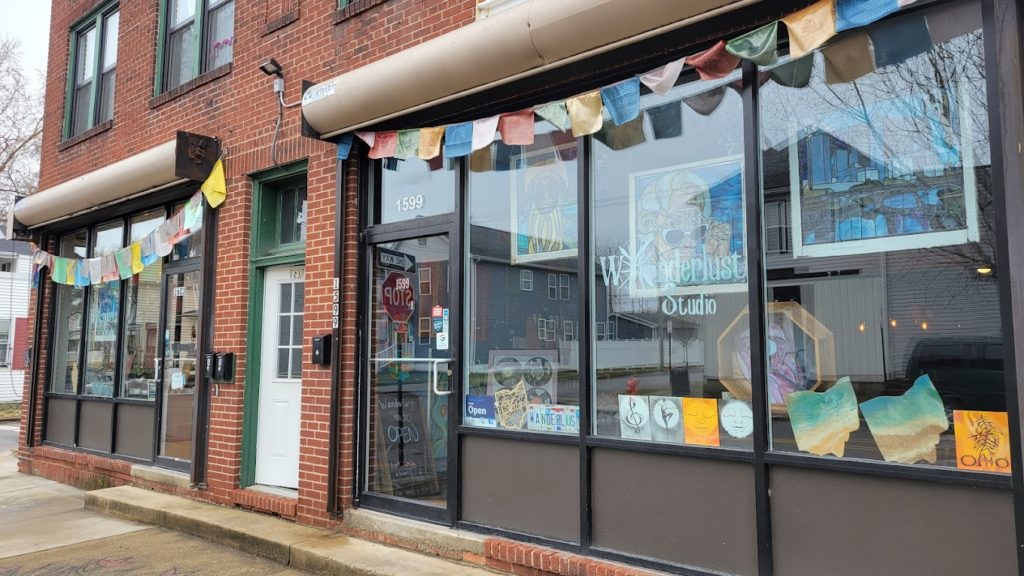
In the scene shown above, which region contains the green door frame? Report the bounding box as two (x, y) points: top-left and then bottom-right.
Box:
(239, 160), (308, 488)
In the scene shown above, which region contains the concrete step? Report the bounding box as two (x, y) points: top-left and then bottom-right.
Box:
(85, 486), (494, 576)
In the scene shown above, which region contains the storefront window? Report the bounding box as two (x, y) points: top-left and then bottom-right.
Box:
(591, 70), (753, 449)
(380, 157), (456, 224)
(759, 1), (1007, 472)
(50, 230), (88, 394)
(82, 220), (123, 397)
(465, 124), (581, 433)
(121, 210), (165, 400)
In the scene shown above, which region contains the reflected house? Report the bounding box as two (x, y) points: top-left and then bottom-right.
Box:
(761, 131), (1001, 397)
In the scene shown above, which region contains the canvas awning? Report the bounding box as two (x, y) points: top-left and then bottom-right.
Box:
(14, 132), (219, 229)
(301, 0), (756, 139)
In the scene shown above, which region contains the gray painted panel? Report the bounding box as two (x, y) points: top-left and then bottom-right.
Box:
(115, 403), (155, 460)
(772, 467), (1016, 576)
(591, 449), (757, 575)
(461, 436), (580, 542)
(45, 398), (75, 444)
(77, 401), (112, 452)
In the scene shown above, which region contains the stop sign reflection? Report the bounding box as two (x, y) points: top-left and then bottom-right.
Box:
(382, 271), (415, 323)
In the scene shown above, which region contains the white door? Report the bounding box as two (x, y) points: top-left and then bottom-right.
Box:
(255, 265), (304, 488)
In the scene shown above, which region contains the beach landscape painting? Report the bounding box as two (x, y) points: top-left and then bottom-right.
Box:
(860, 374), (950, 464)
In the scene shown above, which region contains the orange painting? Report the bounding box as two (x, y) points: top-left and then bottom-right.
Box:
(683, 397), (720, 447)
(953, 410), (1011, 474)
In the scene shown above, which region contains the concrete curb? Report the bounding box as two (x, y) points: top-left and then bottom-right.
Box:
(85, 486), (494, 576)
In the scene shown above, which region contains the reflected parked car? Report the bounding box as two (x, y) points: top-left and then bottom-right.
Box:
(904, 337), (1005, 414)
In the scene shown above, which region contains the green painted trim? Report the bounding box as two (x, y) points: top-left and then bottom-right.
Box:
(61, 33), (77, 140)
(239, 161), (308, 488)
(192, 0), (204, 80)
(87, 16), (104, 129)
(154, 0), (167, 96)
(240, 264), (263, 487)
(63, 3), (116, 139)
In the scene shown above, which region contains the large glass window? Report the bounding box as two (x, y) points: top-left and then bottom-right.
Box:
(759, 1), (1006, 472)
(592, 70), (753, 449)
(65, 4), (119, 138)
(161, 0), (234, 92)
(380, 157), (457, 224)
(82, 221), (123, 397)
(465, 125), (581, 434)
(50, 231), (88, 393)
(121, 210), (165, 400)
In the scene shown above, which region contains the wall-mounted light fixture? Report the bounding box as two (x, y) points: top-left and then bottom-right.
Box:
(258, 57), (283, 77)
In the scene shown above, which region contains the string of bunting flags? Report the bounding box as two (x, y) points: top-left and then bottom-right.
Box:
(335, 0), (929, 162)
(29, 157), (228, 288)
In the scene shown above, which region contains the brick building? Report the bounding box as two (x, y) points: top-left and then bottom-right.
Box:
(14, 0), (1024, 575)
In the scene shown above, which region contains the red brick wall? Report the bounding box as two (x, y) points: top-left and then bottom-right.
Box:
(30, 0), (478, 528)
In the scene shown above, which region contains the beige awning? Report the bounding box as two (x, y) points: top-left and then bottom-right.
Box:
(301, 0), (757, 139)
(15, 132), (218, 229)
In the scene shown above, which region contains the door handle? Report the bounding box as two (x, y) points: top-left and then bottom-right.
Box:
(155, 357), (163, 377)
(432, 360), (453, 396)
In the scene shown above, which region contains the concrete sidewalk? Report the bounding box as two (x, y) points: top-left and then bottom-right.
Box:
(0, 448), (308, 575)
(85, 485), (495, 576)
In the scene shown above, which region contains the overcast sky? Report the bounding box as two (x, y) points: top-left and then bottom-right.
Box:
(0, 0), (52, 91)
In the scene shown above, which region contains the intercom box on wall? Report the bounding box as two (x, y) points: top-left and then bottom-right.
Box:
(312, 334), (331, 366)
(214, 352), (235, 382)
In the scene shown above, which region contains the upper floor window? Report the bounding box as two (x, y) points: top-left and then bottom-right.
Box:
(65, 4), (119, 138)
(161, 0), (234, 92)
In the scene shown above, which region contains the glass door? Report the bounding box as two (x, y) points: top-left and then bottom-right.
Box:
(364, 234), (454, 520)
(157, 269), (201, 466)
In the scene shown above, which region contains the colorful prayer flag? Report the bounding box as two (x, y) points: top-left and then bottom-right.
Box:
(836, 0), (899, 33)
(50, 256), (68, 285)
(472, 115), (500, 152)
(200, 159), (227, 208)
(101, 253), (119, 283)
(594, 114), (646, 150)
(395, 129), (420, 159)
(497, 110), (535, 145)
(368, 130), (398, 159)
(640, 58), (685, 96)
(130, 243), (144, 275)
(87, 258), (103, 285)
(183, 193), (203, 232)
(469, 147), (493, 173)
(418, 127), (445, 160)
(687, 41), (740, 80)
(154, 225), (173, 258)
(782, 0), (836, 58)
(869, 14), (931, 68)
(683, 87), (727, 116)
(726, 21), (779, 66)
(566, 90), (603, 137)
(926, 0), (982, 45)
(601, 78), (641, 126)
(443, 122), (473, 158)
(355, 131), (375, 147)
(114, 247), (134, 280)
(73, 259), (90, 287)
(535, 101), (570, 131)
(823, 30), (876, 84)
(336, 133), (354, 160)
(770, 54), (815, 88)
(647, 101), (683, 139)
